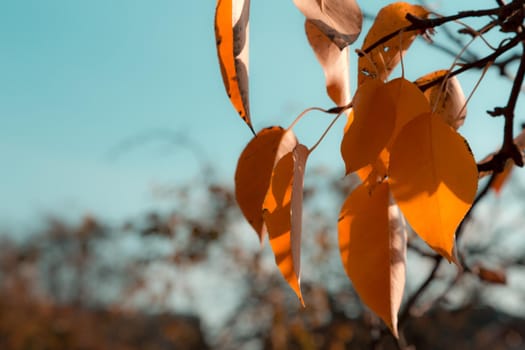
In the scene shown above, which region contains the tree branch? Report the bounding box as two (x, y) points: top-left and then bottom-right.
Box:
(360, 0), (525, 57)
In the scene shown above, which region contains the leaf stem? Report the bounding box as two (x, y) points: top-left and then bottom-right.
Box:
(309, 110), (347, 154)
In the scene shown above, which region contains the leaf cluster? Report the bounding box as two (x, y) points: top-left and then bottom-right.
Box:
(214, 0), (525, 338)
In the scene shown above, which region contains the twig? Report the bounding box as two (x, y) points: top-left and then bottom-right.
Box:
(481, 44), (525, 172)
(360, 0), (524, 56)
(417, 31), (525, 92)
(399, 255), (442, 326)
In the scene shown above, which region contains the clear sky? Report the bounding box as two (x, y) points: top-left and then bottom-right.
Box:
(1, 0), (522, 231)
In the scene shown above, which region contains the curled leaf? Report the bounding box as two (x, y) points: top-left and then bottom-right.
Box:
(294, 0), (363, 49)
(358, 2), (429, 85)
(235, 127), (297, 241)
(215, 0), (253, 131)
(415, 70), (467, 129)
(338, 182), (407, 337)
(305, 19), (350, 107)
(263, 144), (309, 306)
(389, 113), (478, 261)
(491, 159), (514, 194)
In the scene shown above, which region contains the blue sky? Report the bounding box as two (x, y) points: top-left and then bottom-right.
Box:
(1, 0), (522, 230)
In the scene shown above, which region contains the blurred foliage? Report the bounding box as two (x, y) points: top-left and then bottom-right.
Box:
(1, 171), (525, 349)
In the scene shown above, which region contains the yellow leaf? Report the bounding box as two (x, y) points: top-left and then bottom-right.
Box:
(341, 79), (396, 174)
(263, 144), (309, 306)
(305, 19), (350, 107)
(294, 0), (363, 49)
(358, 2), (429, 85)
(215, 0), (253, 132)
(235, 127), (297, 242)
(338, 182), (407, 337)
(389, 113), (478, 261)
(415, 70), (467, 129)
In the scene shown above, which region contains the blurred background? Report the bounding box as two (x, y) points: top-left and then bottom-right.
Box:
(1, 0), (525, 349)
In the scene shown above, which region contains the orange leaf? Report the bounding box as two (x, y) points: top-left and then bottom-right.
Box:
(235, 127), (297, 241)
(215, 0), (253, 132)
(341, 79), (396, 174)
(415, 70), (467, 129)
(387, 78), (431, 137)
(358, 2), (429, 85)
(491, 159), (513, 194)
(338, 182), (407, 337)
(354, 78), (430, 184)
(263, 144), (309, 306)
(305, 19), (350, 107)
(389, 113), (478, 261)
(294, 0), (363, 49)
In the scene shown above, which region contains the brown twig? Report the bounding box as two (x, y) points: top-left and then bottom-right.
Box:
(399, 255), (442, 326)
(360, 0), (524, 57)
(417, 31), (525, 92)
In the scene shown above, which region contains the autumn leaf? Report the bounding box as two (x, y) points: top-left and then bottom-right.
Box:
(491, 159), (514, 194)
(294, 0), (363, 49)
(415, 70), (467, 129)
(235, 127), (297, 242)
(473, 264), (507, 285)
(388, 78), (431, 136)
(305, 19), (350, 107)
(389, 113), (478, 261)
(341, 79), (396, 175)
(338, 182), (407, 337)
(350, 78), (431, 184)
(263, 144), (309, 306)
(358, 2), (429, 85)
(215, 0), (254, 133)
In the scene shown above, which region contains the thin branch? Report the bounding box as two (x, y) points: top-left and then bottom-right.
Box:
(399, 255), (442, 326)
(481, 44), (525, 172)
(417, 32), (525, 92)
(360, 0), (524, 56)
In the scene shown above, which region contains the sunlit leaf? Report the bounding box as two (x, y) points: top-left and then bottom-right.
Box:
(294, 0), (363, 49)
(415, 70), (467, 129)
(215, 0), (253, 132)
(305, 19), (350, 107)
(358, 2), (429, 85)
(353, 78), (430, 183)
(389, 113), (478, 261)
(338, 182), (407, 337)
(263, 144), (309, 306)
(235, 127), (297, 241)
(341, 79), (396, 174)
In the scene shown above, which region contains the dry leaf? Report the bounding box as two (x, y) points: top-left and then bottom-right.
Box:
(473, 264), (507, 285)
(415, 70), (467, 129)
(305, 19), (350, 107)
(215, 0), (253, 131)
(491, 159), (514, 194)
(294, 0), (363, 49)
(235, 127), (297, 241)
(338, 182), (407, 337)
(358, 2), (429, 85)
(389, 113), (478, 261)
(263, 144), (309, 306)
